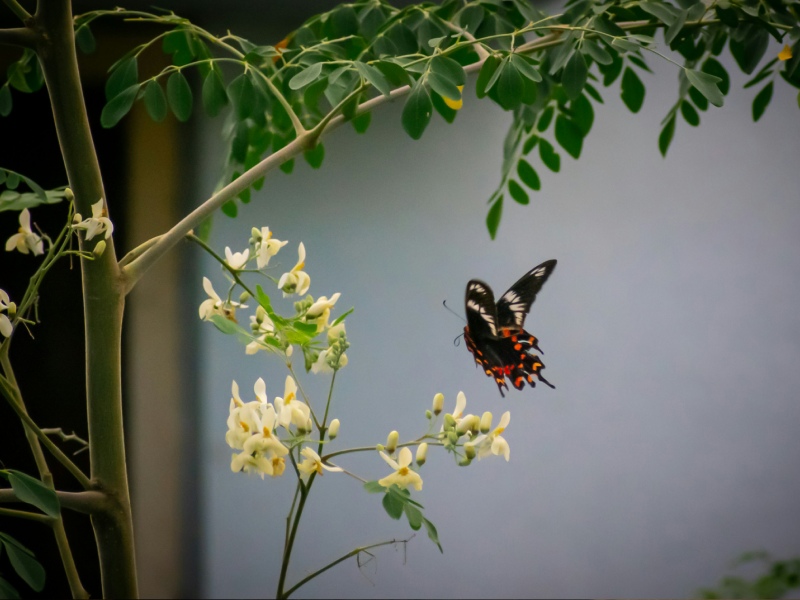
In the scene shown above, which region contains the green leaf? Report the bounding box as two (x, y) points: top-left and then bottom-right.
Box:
(202, 69), (228, 117)
(374, 60), (411, 86)
(304, 143), (325, 168)
(404, 503), (423, 530)
(582, 39), (613, 65)
(702, 57), (730, 95)
(508, 179), (529, 205)
(522, 134), (539, 154)
(352, 111), (371, 133)
(401, 80), (432, 140)
(363, 480), (385, 494)
(75, 24), (96, 54)
(620, 67), (645, 113)
(611, 37), (641, 53)
(562, 52), (588, 101)
(752, 81), (773, 122)
(162, 29), (196, 66)
(517, 159), (541, 190)
(0, 85), (11, 117)
(6, 470), (59, 518)
(228, 73), (255, 120)
(0, 576), (21, 599)
(143, 80), (167, 122)
(431, 55), (466, 86)
(554, 114), (583, 159)
(685, 68), (724, 107)
(221, 200), (237, 217)
(639, 1), (678, 26)
(354, 61), (392, 97)
(537, 106), (554, 132)
(496, 60), (524, 110)
(105, 56), (138, 102)
(423, 517), (443, 553)
(166, 72), (193, 122)
(0, 533), (45, 592)
(427, 72), (461, 102)
(476, 55), (502, 97)
(539, 138), (561, 172)
(570, 94), (594, 136)
(382, 489), (404, 520)
(100, 84), (139, 128)
(510, 54), (542, 83)
(659, 113), (676, 157)
(289, 62), (323, 90)
(688, 85), (708, 111)
(680, 100), (699, 126)
(730, 27), (769, 74)
(431, 91), (457, 123)
(486, 196), (503, 239)
(280, 158), (295, 175)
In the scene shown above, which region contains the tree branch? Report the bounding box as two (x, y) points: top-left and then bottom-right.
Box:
(0, 26), (37, 48)
(0, 488), (109, 514)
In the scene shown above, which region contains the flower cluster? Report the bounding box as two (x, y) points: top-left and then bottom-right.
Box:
(225, 376), (342, 480)
(199, 225), (349, 374)
(373, 392), (511, 494)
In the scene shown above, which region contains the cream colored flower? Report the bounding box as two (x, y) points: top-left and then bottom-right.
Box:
(72, 200), (114, 241)
(297, 447), (343, 482)
(198, 277), (245, 322)
(305, 293), (341, 331)
(378, 447), (423, 491)
(471, 410), (511, 461)
(0, 289), (14, 338)
(6, 209), (44, 255)
(274, 375), (311, 430)
(224, 246), (250, 270)
(278, 242), (311, 296)
(254, 227), (288, 269)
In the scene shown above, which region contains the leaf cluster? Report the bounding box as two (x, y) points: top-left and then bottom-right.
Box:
(364, 481), (442, 552)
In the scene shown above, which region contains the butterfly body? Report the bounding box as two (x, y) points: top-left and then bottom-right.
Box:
(463, 260), (557, 397)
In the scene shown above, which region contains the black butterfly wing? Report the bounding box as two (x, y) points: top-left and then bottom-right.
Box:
(495, 259), (557, 332)
(464, 279), (554, 396)
(464, 280), (499, 340)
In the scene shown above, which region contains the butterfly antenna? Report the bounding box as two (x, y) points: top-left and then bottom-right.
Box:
(453, 332), (464, 347)
(442, 299), (466, 323)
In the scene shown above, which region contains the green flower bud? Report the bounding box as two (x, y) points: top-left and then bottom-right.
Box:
(425, 409), (432, 420)
(447, 431), (459, 446)
(93, 240), (106, 257)
(376, 443), (385, 452)
(65, 188), (74, 202)
(443, 414), (456, 431)
(464, 443), (477, 460)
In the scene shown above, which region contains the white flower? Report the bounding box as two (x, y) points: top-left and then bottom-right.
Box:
(225, 380), (264, 450)
(471, 411), (511, 461)
(305, 293), (341, 331)
(254, 227), (288, 269)
(72, 200), (114, 241)
(378, 447), (423, 491)
(297, 447), (343, 482)
(230, 451), (275, 478)
(0, 289), (14, 338)
(274, 375), (311, 430)
(224, 246), (250, 270)
(278, 242), (311, 296)
(5, 209), (44, 255)
(198, 277), (245, 322)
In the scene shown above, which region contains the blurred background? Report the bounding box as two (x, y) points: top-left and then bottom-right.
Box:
(1, 1), (799, 598)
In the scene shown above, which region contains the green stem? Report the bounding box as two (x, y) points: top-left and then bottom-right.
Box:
(282, 538), (412, 598)
(276, 478), (313, 599)
(36, 1), (137, 596)
(323, 440), (442, 463)
(0, 507), (51, 524)
(1, 0), (30, 21)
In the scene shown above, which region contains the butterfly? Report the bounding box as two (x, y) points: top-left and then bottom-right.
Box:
(463, 260), (557, 397)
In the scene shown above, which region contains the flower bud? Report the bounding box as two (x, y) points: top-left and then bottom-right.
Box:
(464, 443), (477, 460)
(458, 457), (472, 467)
(425, 409), (432, 420)
(443, 414), (456, 431)
(480, 411), (493, 434)
(416, 442), (428, 466)
(456, 414), (479, 437)
(447, 431), (459, 446)
(285, 345), (294, 357)
(7, 302), (16, 317)
(432, 392), (444, 415)
(93, 240), (106, 257)
(251, 227), (261, 240)
(385, 430), (399, 454)
(328, 418), (340, 440)
(239, 291), (250, 303)
(65, 187), (74, 202)
(376, 443), (385, 452)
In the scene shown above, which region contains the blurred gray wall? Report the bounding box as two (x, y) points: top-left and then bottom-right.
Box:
(191, 30), (800, 599)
